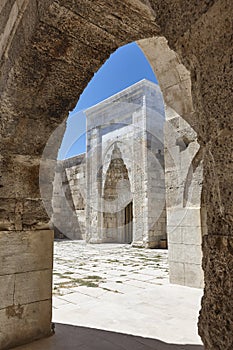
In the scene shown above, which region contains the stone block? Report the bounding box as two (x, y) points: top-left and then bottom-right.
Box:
(15, 270), (52, 305)
(169, 261), (185, 285)
(184, 263), (204, 288)
(1, 157), (40, 198)
(0, 274), (15, 309)
(0, 230), (53, 275)
(168, 226), (182, 244)
(183, 244), (203, 265)
(22, 199), (48, 228)
(158, 67), (181, 91)
(164, 79), (193, 116)
(167, 208), (201, 228)
(176, 63), (190, 82)
(182, 226), (202, 245)
(0, 300), (52, 350)
(168, 242), (184, 263)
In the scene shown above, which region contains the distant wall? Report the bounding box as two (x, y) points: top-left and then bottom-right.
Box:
(52, 154), (86, 240)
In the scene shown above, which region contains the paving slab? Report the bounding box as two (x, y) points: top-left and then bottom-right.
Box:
(70, 286), (108, 298)
(51, 242), (203, 346)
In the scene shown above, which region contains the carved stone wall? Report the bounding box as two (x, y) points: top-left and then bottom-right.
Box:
(85, 80), (167, 248)
(53, 78), (202, 288)
(102, 144), (133, 243)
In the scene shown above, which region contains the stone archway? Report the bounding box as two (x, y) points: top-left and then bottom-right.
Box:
(138, 37), (204, 288)
(84, 80), (167, 249)
(0, 1), (232, 349)
(103, 143), (133, 244)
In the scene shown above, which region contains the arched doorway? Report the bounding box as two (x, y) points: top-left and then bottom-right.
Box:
(103, 143), (133, 244)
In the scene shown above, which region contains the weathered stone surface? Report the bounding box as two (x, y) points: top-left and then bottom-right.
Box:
(0, 270), (52, 309)
(52, 155), (86, 239)
(0, 231), (53, 349)
(139, 38), (203, 288)
(14, 270), (52, 305)
(52, 79), (203, 288)
(0, 300), (52, 350)
(0, 274), (15, 310)
(0, 0), (232, 348)
(52, 81), (168, 247)
(85, 80), (167, 247)
(199, 235), (233, 349)
(0, 230), (53, 275)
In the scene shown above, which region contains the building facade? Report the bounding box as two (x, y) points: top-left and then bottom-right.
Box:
(52, 79), (203, 288)
(53, 80), (167, 248)
(85, 79), (167, 247)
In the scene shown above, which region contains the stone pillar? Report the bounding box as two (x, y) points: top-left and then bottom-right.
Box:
(138, 36), (203, 288)
(86, 127), (102, 243)
(145, 87), (166, 248)
(198, 135), (233, 348)
(132, 107), (148, 247)
(0, 156), (53, 349)
(165, 111), (204, 288)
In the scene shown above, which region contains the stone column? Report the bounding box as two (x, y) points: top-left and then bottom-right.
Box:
(164, 110), (204, 288)
(86, 127), (102, 243)
(132, 106), (148, 247)
(145, 87), (167, 248)
(138, 37), (203, 287)
(0, 155), (53, 350)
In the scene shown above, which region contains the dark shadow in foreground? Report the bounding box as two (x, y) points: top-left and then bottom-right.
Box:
(13, 323), (204, 350)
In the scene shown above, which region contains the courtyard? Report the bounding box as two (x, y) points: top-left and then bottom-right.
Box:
(52, 241), (203, 346)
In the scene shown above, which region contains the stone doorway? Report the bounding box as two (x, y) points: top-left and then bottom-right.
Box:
(103, 143), (133, 244)
(85, 80), (167, 248)
(124, 201), (133, 244)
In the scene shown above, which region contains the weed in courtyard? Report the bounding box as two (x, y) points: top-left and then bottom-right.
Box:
(53, 272), (64, 277)
(71, 277), (99, 287)
(85, 275), (102, 281)
(107, 259), (120, 263)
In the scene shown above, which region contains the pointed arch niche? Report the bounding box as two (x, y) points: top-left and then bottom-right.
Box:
(102, 143), (133, 243)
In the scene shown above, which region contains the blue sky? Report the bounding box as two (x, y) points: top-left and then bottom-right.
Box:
(58, 42), (158, 159)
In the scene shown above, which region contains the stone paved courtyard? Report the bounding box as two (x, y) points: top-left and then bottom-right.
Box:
(52, 241), (203, 346)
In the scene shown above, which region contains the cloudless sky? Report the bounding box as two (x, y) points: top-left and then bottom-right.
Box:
(58, 42), (158, 159)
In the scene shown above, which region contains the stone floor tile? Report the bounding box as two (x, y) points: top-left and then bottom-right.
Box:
(70, 286), (108, 298)
(58, 291), (96, 305)
(51, 242), (203, 345)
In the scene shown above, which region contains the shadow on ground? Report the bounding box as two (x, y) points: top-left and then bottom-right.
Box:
(14, 323), (203, 350)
